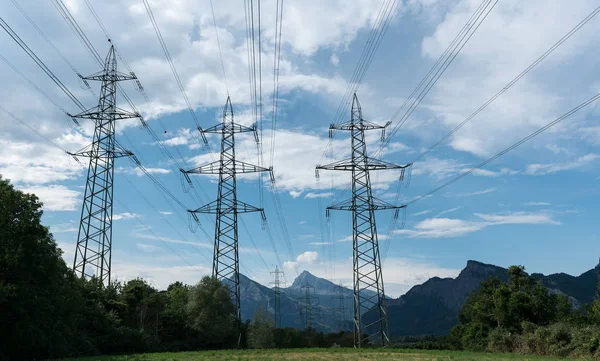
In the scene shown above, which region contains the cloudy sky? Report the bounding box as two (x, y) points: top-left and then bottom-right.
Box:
(2, 0), (600, 297)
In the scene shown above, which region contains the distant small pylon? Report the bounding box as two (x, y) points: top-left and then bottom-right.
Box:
(270, 266), (285, 328)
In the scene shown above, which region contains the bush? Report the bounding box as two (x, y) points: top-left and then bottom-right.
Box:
(487, 328), (516, 353)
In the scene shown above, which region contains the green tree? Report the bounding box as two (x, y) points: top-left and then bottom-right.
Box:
(0, 176), (81, 360)
(248, 307), (275, 348)
(187, 276), (237, 348)
(451, 265), (568, 351)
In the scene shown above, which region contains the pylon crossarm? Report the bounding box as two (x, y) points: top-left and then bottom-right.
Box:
(317, 157), (409, 171)
(201, 122), (256, 134)
(68, 146), (133, 159)
(71, 106), (140, 120)
(330, 119), (388, 132)
(82, 70), (137, 82)
(185, 160), (270, 174)
(191, 199), (264, 214)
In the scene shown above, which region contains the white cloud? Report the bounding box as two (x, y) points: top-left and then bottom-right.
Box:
(159, 211), (174, 215)
(113, 212), (139, 221)
(397, 217), (485, 238)
(297, 251), (319, 264)
(330, 54), (340, 66)
(112, 262), (211, 290)
(309, 242), (333, 246)
(304, 192), (334, 199)
(289, 190), (303, 198)
(474, 211), (559, 225)
(284, 250), (320, 272)
(131, 167), (171, 177)
(419, 0), (600, 158)
(436, 206), (462, 217)
(50, 222), (78, 234)
(397, 211), (559, 239)
(336, 234), (390, 243)
(412, 210), (431, 216)
(451, 188), (497, 197)
(136, 243), (161, 252)
(523, 202), (551, 206)
(17, 185), (80, 211)
(525, 154), (599, 175)
(299, 221), (307, 225)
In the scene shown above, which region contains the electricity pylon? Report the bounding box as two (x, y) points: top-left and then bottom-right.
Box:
(183, 96), (272, 322)
(297, 281), (319, 329)
(335, 281), (348, 331)
(316, 93), (410, 347)
(70, 44), (139, 285)
(270, 266), (285, 328)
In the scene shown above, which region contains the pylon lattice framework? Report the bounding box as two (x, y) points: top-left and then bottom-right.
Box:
(71, 45), (139, 285)
(297, 281), (319, 330)
(316, 94), (410, 347)
(270, 265), (284, 328)
(183, 97), (272, 322)
(335, 281), (348, 331)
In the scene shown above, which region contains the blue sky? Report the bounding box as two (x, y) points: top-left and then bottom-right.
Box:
(1, 0), (600, 297)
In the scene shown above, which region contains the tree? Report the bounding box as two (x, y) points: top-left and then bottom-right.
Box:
(187, 276), (237, 348)
(451, 265), (568, 351)
(0, 176), (81, 360)
(248, 307), (275, 348)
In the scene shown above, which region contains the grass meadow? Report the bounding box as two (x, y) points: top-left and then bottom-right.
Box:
(55, 348), (592, 361)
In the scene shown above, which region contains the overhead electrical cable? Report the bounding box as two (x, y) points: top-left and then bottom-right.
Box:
(409, 92), (600, 206)
(411, 3), (600, 164)
(317, 0), (402, 165)
(0, 15), (86, 112)
(381, 3), (600, 263)
(208, 0), (230, 95)
(269, 0), (284, 168)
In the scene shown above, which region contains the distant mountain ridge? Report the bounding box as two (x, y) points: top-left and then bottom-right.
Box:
(237, 261), (599, 336)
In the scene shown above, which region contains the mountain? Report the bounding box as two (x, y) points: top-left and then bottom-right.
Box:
(385, 260), (508, 336)
(238, 271), (352, 332)
(386, 260), (600, 337)
(237, 262), (599, 337)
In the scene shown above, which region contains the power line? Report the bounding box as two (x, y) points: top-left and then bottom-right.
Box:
(269, 0), (284, 168)
(317, 0), (401, 165)
(411, 3), (600, 164)
(0, 52), (69, 114)
(141, 0), (207, 145)
(208, 0), (229, 95)
(327, 0), (496, 210)
(0, 15), (86, 111)
(407, 91), (600, 207)
(9, 0), (94, 96)
(380, 3), (600, 263)
(378, 0), (497, 155)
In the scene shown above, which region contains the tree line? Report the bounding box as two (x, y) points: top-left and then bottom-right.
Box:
(0, 176), (350, 361)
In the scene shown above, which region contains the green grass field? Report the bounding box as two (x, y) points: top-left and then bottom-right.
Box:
(55, 349), (591, 361)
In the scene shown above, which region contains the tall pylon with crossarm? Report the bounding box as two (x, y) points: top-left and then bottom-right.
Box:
(183, 97), (272, 322)
(316, 94), (410, 347)
(71, 45), (139, 285)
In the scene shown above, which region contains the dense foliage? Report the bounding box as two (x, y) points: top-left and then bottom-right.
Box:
(0, 176), (353, 360)
(0, 177), (242, 360)
(451, 265), (600, 359)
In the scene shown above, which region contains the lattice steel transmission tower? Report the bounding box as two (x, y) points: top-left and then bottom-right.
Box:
(297, 281), (319, 329)
(335, 281), (348, 331)
(71, 45), (139, 285)
(316, 93), (410, 347)
(183, 96), (272, 322)
(270, 266), (284, 328)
